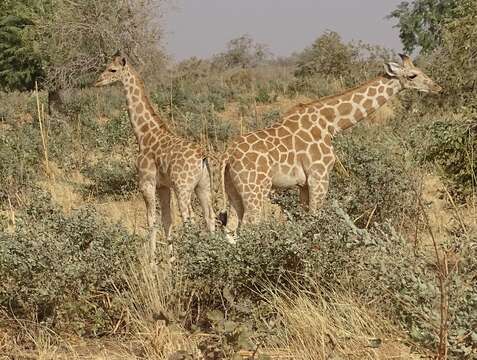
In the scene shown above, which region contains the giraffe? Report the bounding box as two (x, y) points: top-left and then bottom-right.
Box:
(218, 54), (441, 234)
(95, 51), (215, 259)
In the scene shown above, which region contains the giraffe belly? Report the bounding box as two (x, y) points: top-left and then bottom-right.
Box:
(271, 166), (306, 188)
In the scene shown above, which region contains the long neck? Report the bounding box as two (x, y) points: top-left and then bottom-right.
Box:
(122, 67), (168, 145)
(317, 75), (402, 135)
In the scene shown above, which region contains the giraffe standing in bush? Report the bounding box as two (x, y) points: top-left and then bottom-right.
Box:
(95, 51), (215, 259)
(219, 54), (441, 232)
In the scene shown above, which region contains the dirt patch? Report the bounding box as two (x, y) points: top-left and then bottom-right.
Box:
(95, 195), (147, 236)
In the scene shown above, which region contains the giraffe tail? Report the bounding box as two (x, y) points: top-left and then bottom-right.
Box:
(217, 154), (229, 227)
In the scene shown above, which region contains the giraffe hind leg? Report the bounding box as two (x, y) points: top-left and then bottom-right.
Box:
(158, 186), (172, 239)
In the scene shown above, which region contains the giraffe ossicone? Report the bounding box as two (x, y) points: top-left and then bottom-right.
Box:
(95, 51), (215, 260)
(219, 54), (441, 234)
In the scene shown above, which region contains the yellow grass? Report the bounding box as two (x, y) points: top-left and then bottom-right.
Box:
(266, 280), (423, 360)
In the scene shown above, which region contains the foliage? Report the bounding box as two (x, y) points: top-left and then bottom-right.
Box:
(330, 128), (418, 228)
(0, 190), (139, 334)
(174, 201), (476, 358)
(295, 31), (360, 79)
(0, 119), (42, 205)
(212, 34), (271, 70)
(0, 15), (43, 91)
(293, 31), (395, 90)
(424, 0), (477, 107)
(412, 117), (477, 200)
(388, 0), (458, 53)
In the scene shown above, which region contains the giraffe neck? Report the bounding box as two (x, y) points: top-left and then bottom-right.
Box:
(122, 67), (168, 146)
(314, 75), (402, 135)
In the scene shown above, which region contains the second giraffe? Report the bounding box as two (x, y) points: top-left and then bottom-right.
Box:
(219, 54), (441, 232)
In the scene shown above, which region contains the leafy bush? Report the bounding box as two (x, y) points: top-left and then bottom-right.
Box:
(331, 129), (417, 227)
(0, 122), (42, 204)
(0, 189), (139, 334)
(174, 200), (476, 358)
(412, 118), (477, 200)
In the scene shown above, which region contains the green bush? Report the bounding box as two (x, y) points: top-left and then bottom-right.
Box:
(331, 130), (417, 227)
(0, 122), (42, 205)
(412, 118), (477, 200)
(174, 201), (476, 358)
(0, 189), (139, 334)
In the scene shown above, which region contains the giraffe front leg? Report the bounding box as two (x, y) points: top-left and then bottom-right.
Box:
(241, 183), (270, 225)
(140, 180), (157, 263)
(307, 171), (331, 213)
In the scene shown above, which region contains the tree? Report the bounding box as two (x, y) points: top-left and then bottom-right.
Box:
(0, 0), (167, 93)
(213, 34), (271, 69)
(426, 0), (477, 104)
(388, 0), (458, 54)
(0, 0), (51, 91)
(0, 15), (43, 91)
(294, 31), (360, 78)
(31, 0), (167, 91)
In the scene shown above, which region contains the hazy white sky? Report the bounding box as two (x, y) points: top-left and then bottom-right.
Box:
(163, 0), (404, 60)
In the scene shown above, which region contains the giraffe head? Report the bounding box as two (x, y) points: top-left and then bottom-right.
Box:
(384, 54), (442, 94)
(94, 51), (129, 87)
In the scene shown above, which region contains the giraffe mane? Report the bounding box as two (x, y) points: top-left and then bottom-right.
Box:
(129, 67), (170, 131)
(284, 74), (389, 116)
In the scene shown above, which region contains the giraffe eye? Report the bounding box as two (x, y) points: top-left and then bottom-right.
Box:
(408, 73), (418, 79)
(109, 69), (117, 73)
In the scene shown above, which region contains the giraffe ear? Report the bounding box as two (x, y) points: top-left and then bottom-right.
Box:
(384, 62), (405, 77)
(399, 53), (415, 68)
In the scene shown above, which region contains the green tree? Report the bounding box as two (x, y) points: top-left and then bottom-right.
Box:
(0, 0), (50, 91)
(388, 0), (458, 54)
(213, 34), (270, 69)
(294, 31), (359, 78)
(0, 15), (43, 91)
(426, 0), (477, 105)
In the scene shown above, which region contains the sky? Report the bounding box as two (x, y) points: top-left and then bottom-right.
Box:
(163, 0), (404, 61)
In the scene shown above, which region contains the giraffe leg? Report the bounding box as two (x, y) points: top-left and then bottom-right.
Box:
(195, 169), (215, 233)
(174, 187), (193, 223)
(307, 171), (331, 213)
(241, 183), (271, 225)
(223, 172), (244, 243)
(140, 180), (157, 262)
(158, 186), (172, 239)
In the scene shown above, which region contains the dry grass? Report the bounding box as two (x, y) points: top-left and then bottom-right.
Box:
(120, 258), (202, 359)
(266, 281), (424, 360)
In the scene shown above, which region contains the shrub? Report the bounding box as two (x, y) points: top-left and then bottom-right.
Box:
(0, 189), (139, 334)
(412, 117), (477, 200)
(0, 122), (42, 205)
(331, 129), (418, 228)
(174, 201), (476, 358)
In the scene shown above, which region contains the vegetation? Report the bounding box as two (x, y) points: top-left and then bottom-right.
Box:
(388, 0), (459, 53)
(0, 0), (476, 359)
